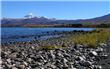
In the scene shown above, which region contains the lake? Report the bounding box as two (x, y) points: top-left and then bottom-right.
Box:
(1, 27), (95, 43)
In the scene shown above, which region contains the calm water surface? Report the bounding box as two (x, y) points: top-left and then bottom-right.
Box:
(1, 27), (95, 43)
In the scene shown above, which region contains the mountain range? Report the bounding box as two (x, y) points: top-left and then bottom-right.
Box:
(1, 14), (110, 27)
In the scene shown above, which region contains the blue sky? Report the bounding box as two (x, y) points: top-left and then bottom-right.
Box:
(2, 0), (110, 1)
(1, 1), (110, 19)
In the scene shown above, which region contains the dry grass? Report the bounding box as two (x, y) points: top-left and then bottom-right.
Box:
(73, 28), (110, 47)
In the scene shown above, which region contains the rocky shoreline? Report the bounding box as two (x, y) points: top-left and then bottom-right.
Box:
(1, 38), (110, 69)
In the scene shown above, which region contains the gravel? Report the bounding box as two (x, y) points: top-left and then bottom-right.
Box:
(1, 39), (110, 69)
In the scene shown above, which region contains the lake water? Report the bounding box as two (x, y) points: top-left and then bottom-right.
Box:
(1, 27), (95, 43)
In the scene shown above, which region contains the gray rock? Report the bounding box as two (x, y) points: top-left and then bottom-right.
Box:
(50, 64), (56, 69)
(27, 58), (32, 63)
(63, 58), (68, 63)
(0, 67), (3, 69)
(50, 50), (55, 59)
(6, 59), (11, 63)
(75, 56), (85, 61)
(99, 43), (107, 47)
(80, 61), (92, 67)
(70, 65), (77, 69)
(93, 65), (102, 69)
(96, 47), (103, 53)
(23, 61), (28, 66)
(9, 52), (18, 59)
(6, 64), (13, 69)
(100, 54), (108, 59)
(16, 64), (25, 69)
(12, 67), (18, 69)
(89, 51), (98, 57)
(31, 46), (35, 49)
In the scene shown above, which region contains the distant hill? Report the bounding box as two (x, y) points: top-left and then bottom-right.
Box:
(1, 17), (55, 27)
(78, 14), (110, 24)
(1, 14), (110, 27)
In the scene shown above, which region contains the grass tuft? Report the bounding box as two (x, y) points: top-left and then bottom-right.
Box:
(73, 29), (110, 48)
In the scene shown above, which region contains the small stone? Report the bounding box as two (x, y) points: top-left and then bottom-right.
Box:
(96, 48), (103, 53)
(93, 65), (102, 69)
(1, 52), (6, 58)
(63, 58), (68, 63)
(6, 59), (11, 63)
(50, 64), (56, 68)
(50, 50), (55, 59)
(12, 67), (18, 69)
(89, 51), (98, 57)
(9, 53), (18, 59)
(100, 54), (108, 59)
(23, 61), (28, 66)
(0, 67), (3, 69)
(17, 65), (25, 69)
(30, 64), (38, 68)
(27, 58), (32, 62)
(6, 64), (12, 68)
(75, 56), (84, 61)
(31, 46), (35, 49)
(99, 43), (107, 47)
(70, 64), (77, 69)
(63, 63), (68, 68)
(80, 61), (92, 67)
(0, 60), (2, 64)
(36, 62), (42, 66)
(57, 52), (62, 56)
(63, 53), (70, 57)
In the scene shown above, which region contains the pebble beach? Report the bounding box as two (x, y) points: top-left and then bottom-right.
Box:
(1, 33), (110, 69)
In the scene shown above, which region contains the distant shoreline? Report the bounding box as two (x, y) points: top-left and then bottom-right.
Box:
(1, 23), (110, 28)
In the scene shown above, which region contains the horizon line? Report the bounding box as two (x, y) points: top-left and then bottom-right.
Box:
(2, 13), (110, 20)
